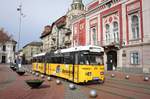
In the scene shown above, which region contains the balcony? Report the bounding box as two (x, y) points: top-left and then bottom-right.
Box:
(103, 38), (119, 45)
(62, 28), (71, 35)
(64, 36), (71, 45)
(102, 38), (120, 49)
(64, 40), (71, 45)
(50, 42), (57, 48)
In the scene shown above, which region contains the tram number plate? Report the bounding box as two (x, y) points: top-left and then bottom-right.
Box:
(93, 77), (99, 80)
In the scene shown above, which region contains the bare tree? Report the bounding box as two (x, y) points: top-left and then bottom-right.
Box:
(0, 28), (13, 43)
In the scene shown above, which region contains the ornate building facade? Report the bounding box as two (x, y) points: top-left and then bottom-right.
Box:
(40, 25), (52, 52)
(71, 0), (150, 73)
(41, 0), (85, 52)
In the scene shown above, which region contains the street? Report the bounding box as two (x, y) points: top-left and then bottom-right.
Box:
(0, 64), (150, 99)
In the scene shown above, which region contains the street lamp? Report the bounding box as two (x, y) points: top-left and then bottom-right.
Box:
(16, 1), (25, 68)
(17, 2), (25, 51)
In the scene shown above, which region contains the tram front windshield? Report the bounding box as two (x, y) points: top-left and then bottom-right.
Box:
(79, 52), (102, 65)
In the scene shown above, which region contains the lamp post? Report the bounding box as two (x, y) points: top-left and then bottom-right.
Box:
(17, 4), (22, 51)
(16, 1), (25, 68)
(17, 1), (25, 51)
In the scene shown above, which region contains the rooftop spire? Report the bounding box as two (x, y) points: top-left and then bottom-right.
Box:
(71, 0), (84, 10)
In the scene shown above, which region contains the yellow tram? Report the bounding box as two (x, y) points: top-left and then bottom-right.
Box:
(32, 45), (105, 83)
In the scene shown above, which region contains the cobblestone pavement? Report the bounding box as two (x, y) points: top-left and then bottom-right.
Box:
(81, 71), (150, 99)
(0, 64), (150, 99)
(64, 81), (87, 99)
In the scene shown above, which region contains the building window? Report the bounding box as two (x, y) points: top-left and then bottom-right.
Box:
(130, 52), (139, 65)
(91, 27), (97, 45)
(113, 21), (119, 42)
(105, 24), (110, 43)
(13, 46), (16, 52)
(3, 45), (6, 51)
(131, 15), (139, 39)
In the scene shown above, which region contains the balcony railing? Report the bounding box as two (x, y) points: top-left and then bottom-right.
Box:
(64, 40), (71, 45)
(64, 28), (71, 35)
(102, 38), (120, 46)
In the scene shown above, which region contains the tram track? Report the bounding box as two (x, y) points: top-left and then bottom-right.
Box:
(83, 85), (135, 99)
(103, 82), (150, 96)
(106, 77), (150, 90)
(76, 77), (150, 99)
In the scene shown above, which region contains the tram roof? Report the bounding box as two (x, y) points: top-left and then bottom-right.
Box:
(33, 52), (46, 57)
(55, 45), (104, 53)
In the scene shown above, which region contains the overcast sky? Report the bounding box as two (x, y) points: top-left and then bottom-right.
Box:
(0, 0), (91, 49)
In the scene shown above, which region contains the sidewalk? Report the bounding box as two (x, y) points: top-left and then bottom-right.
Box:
(105, 71), (150, 85)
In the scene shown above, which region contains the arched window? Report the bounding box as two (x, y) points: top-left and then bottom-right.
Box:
(131, 15), (139, 39)
(113, 21), (118, 31)
(113, 22), (119, 42)
(105, 24), (110, 43)
(106, 24), (110, 33)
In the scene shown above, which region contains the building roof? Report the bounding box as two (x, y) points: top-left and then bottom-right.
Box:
(40, 15), (66, 39)
(23, 41), (43, 48)
(54, 15), (66, 28)
(40, 25), (52, 38)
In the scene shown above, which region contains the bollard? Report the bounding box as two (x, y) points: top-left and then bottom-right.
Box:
(56, 79), (61, 85)
(69, 83), (75, 90)
(111, 74), (115, 78)
(90, 90), (97, 98)
(41, 74), (44, 78)
(144, 76), (149, 81)
(32, 72), (35, 75)
(47, 77), (51, 81)
(35, 73), (39, 77)
(125, 75), (130, 79)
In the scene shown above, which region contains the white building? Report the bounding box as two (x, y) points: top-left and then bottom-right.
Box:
(0, 29), (17, 64)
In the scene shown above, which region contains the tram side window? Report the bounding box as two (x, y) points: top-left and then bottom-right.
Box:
(78, 53), (86, 65)
(63, 53), (72, 64)
(34, 58), (37, 62)
(51, 57), (56, 63)
(50, 57), (63, 64)
(38, 57), (44, 63)
(46, 57), (52, 63)
(38, 58), (41, 63)
(56, 57), (64, 64)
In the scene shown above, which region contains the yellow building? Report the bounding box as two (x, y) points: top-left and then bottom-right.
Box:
(22, 41), (42, 64)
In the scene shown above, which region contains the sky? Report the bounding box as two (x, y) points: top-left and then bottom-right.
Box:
(0, 0), (91, 50)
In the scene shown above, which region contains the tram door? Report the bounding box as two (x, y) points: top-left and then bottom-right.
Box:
(107, 51), (117, 71)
